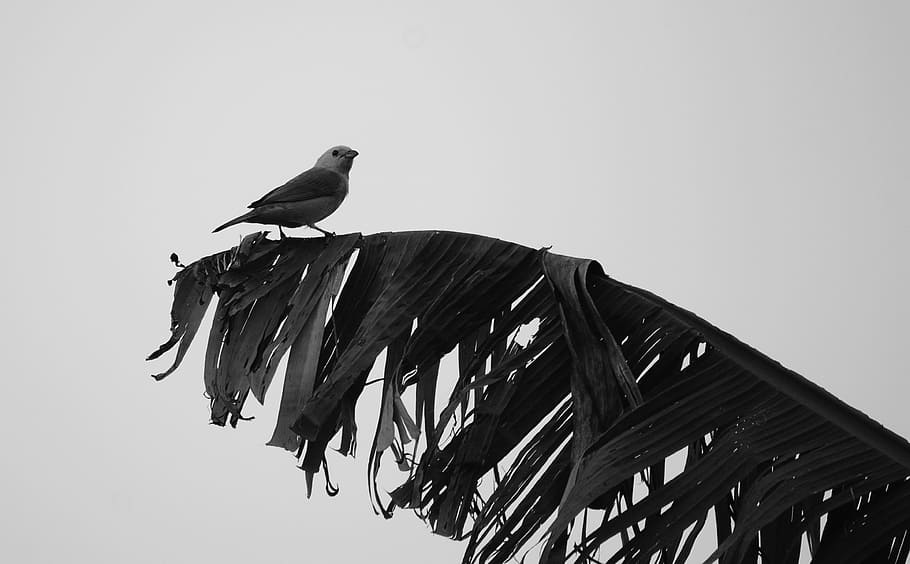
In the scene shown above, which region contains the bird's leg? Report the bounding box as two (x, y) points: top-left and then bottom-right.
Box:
(278, 226), (287, 240)
(307, 224), (336, 238)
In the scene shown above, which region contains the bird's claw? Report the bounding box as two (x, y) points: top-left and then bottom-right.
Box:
(307, 224), (335, 238)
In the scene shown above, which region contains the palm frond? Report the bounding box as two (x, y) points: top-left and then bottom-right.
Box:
(149, 231), (910, 563)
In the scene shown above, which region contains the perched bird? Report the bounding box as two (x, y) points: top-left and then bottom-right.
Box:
(213, 145), (358, 237)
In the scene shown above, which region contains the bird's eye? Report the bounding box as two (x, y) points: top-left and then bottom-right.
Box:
(332, 150), (339, 156)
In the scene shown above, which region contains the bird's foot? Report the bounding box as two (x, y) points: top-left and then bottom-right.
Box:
(307, 224), (336, 238)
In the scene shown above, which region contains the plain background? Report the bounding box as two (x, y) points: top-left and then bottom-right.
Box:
(2, 1), (908, 562)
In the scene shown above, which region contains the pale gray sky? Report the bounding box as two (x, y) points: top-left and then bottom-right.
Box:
(2, 2), (908, 563)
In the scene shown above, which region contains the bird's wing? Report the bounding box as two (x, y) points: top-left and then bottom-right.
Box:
(248, 167), (345, 208)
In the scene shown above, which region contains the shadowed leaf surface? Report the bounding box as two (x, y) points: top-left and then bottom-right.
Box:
(149, 230), (910, 563)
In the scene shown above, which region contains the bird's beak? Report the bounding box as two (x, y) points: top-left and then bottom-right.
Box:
(344, 149), (359, 159)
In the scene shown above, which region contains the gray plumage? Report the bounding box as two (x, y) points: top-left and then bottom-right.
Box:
(213, 145), (358, 235)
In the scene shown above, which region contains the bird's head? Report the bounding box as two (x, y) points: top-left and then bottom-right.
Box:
(315, 145), (359, 174)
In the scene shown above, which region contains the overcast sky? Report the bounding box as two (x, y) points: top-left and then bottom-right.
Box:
(3, 2), (908, 563)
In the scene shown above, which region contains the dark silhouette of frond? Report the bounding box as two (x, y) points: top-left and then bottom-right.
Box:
(149, 231), (910, 564)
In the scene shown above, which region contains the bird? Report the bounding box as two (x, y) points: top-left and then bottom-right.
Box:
(213, 145), (358, 237)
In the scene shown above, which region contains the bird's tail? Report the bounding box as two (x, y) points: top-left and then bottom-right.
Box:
(212, 210), (257, 233)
